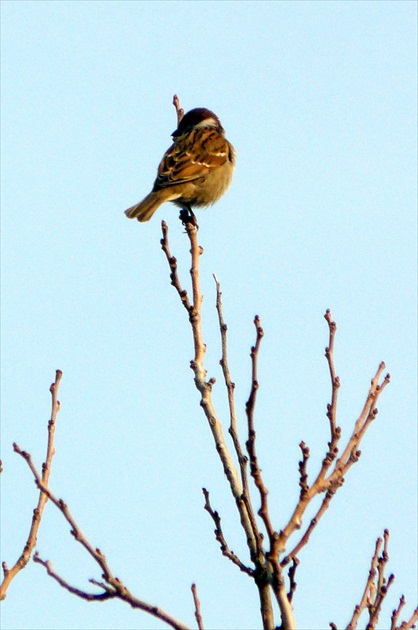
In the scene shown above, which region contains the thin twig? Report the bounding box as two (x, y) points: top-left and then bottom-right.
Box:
(345, 534), (383, 630)
(243, 316), (295, 629)
(191, 583), (204, 630)
(390, 597), (417, 630)
(394, 606), (418, 630)
(281, 488), (336, 566)
(331, 364), (390, 483)
(161, 221), (192, 314)
(213, 275), (249, 494)
(213, 275), (261, 550)
(324, 310), (341, 446)
(0, 370), (62, 600)
(202, 488), (253, 576)
(173, 94), (184, 125)
(245, 316), (276, 545)
(287, 558), (300, 603)
(313, 310), (342, 487)
(392, 596), (408, 630)
(298, 441), (310, 499)
(367, 529), (394, 628)
(33, 554), (115, 601)
(344, 530), (397, 630)
(213, 279), (294, 627)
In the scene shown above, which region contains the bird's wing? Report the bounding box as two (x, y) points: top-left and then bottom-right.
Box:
(154, 129), (232, 189)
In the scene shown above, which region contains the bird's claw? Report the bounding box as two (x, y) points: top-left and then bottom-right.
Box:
(179, 207), (199, 229)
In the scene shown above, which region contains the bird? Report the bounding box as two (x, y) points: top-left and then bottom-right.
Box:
(124, 107), (236, 222)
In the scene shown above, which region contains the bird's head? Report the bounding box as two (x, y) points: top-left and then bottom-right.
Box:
(172, 108), (224, 137)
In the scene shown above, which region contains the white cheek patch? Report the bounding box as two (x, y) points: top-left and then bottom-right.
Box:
(194, 117), (219, 129)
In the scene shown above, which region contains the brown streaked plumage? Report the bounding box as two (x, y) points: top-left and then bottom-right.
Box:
(125, 108), (236, 222)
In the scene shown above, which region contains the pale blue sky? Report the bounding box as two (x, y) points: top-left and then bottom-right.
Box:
(1, 2), (417, 629)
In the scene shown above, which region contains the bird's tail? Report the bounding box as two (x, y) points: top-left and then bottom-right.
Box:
(124, 191), (165, 222)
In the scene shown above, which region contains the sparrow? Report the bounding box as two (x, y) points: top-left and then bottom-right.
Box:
(125, 107), (236, 222)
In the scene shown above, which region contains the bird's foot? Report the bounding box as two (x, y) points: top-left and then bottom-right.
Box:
(179, 206), (199, 229)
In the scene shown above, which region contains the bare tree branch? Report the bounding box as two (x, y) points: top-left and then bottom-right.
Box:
(245, 315), (275, 540)
(0, 369), (62, 600)
(213, 275), (250, 501)
(173, 94), (184, 125)
(213, 275), (264, 569)
(287, 558), (300, 603)
(33, 554), (115, 601)
(161, 220), (285, 630)
(331, 363), (390, 484)
(160, 221), (192, 313)
(15, 446), (190, 630)
(281, 489), (335, 566)
(343, 530), (406, 630)
(191, 583), (204, 630)
(329, 532), (417, 630)
(245, 316), (277, 549)
(324, 309), (342, 454)
(202, 488), (254, 576)
(161, 221), (258, 548)
(391, 596), (408, 630)
(275, 317), (390, 565)
(298, 441), (310, 498)
(392, 601), (418, 630)
(2, 92), (411, 630)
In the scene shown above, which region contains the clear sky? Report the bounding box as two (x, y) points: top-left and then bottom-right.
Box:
(1, 1), (416, 629)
